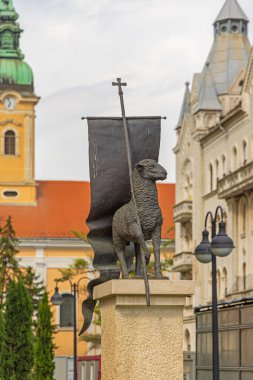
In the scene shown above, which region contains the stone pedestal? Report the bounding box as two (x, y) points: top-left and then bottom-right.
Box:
(94, 279), (194, 380)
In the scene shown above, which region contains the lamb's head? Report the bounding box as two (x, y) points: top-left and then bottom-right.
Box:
(135, 159), (167, 181)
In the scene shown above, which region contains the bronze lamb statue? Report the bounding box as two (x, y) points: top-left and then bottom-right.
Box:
(112, 159), (167, 303)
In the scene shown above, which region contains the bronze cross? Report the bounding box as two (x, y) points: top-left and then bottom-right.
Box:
(112, 78), (127, 96)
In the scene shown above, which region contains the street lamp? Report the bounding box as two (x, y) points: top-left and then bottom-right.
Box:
(51, 277), (88, 380)
(194, 206), (234, 380)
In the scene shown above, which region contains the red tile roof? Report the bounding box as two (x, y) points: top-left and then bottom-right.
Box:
(0, 181), (175, 239)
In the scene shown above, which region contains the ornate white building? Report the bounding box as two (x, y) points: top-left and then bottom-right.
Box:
(174, 0), (253, 374)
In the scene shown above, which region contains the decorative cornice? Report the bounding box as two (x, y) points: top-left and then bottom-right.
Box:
(0, 118), (22, 126)
(200, 106), (247, 146)
(18, 238), (90, 248)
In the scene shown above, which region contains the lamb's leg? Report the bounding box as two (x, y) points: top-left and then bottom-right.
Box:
(152, 225), (164, 278)
(135, 243), (143, 277)
(114, 235), (128, 278)
(116, 249), (129, 278)
(135, 231), (150, 305)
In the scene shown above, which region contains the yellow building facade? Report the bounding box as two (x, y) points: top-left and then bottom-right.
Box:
(0, 89), (38, 205)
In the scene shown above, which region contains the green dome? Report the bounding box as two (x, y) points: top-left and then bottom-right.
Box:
(0, 58), (33, 87)
(0, 1), (34, 91)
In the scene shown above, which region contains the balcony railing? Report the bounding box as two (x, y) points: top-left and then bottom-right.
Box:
(218, 160), (253, 199)
(173, 200), (192, 223)
(173, 251), (192, 273)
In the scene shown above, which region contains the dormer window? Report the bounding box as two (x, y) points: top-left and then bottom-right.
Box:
(232, 25), (238, 33)
(221, 26), (227, 33)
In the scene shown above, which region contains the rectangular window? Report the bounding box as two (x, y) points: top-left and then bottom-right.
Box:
(4, 131), (16, 155)
(241, 329), (253, 367)
(219, 330), (239, 367)
(60, 294), (74, 327)
(197, 332), (212, 367)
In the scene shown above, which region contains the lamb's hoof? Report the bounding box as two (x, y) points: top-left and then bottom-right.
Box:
(122, 274), (129, 279)
(154, 272), (167, 279)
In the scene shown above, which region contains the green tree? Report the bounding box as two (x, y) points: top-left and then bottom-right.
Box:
(34, 292), (55, 380)
(0, 307), (4, 380)
(1, 280), (34, 380)
(23, 266), (45, 316)
(0, 217), (44, 312)
(0, 217), (22, 304)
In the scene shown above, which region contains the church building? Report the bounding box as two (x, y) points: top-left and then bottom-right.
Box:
(174, 0), (253, 378)
(0, 1), (175, 378)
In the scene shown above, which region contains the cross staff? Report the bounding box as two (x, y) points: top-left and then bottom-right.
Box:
(112, 78), (150, 306)
(112, 78), (135, 200)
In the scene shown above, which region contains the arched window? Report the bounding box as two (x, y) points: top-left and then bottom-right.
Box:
(4, 130), (16, 155)
(239, 199), (247, 235)
(59, 293), (74, 328)
(242, 141), (247, 165)
(216, 159), (219, 187)
(243, 263), (246, 291)
(222, 268), (227, 298)
(242, 203), (247, 235)
(209, 163), (213, 192)
(222, 155), (226, 176)
(232, 146), (238, 171)
(184, 329), (191, 352)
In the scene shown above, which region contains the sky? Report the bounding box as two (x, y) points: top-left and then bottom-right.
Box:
(14, 0), (253, 183)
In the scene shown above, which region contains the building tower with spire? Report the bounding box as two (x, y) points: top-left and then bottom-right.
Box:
(174, 0), (253, 377)
(0, 0), (39, 205)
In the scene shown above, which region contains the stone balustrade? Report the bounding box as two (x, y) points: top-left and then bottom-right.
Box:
(173, 251), (192, 273)
(218, 160), (253, 198)
(173, 200), (192, 223)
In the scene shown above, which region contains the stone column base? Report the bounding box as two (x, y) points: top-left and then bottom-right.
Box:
(94, 279), (194, 380)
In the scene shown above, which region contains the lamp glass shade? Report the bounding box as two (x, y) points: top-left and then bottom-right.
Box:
(211, 221), (234, 257)
(194, 229), (212, 264)
(51, 287), (63, 306)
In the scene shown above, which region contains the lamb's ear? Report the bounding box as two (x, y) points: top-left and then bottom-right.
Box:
(135, 163), (144, 171)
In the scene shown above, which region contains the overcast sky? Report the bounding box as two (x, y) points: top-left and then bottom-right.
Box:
(14, 0), (253, 182)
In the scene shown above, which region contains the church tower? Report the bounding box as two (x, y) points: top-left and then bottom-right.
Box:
(0, 0), (39, 205)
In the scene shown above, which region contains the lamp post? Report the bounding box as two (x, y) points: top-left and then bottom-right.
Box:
(194, 206), (234, 380)
(51, 277), (88, 380)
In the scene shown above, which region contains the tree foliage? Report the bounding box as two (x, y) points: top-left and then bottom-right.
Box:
(0, 217), (22, 303)
(0, 307), (4, 380)
(23, 266), (45, 316)
(1, 280), (34, 380)
(0, 217), (44, 311)
(34, 292), (55, 380)
(57, 258), (90, 283)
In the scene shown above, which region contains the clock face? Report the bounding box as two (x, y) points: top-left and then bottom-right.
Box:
(3, 96), (16, 110)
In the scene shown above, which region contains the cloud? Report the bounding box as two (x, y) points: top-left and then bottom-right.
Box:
(13, 0), (253, 182)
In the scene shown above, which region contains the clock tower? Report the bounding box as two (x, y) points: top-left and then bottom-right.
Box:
(0, 0), (39, 205)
